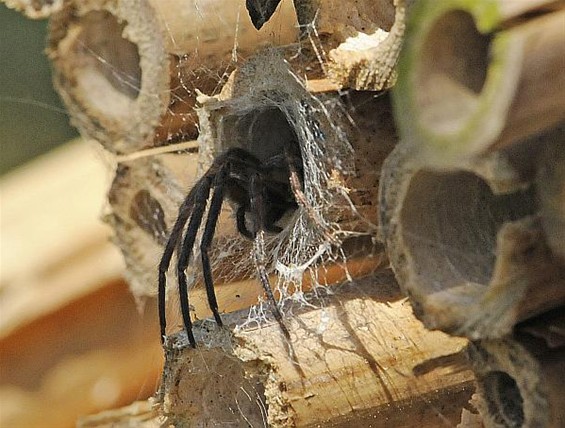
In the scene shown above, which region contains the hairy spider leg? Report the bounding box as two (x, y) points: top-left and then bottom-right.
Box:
(250, 173), (291, 340)
(200, 165), (229, 328)
(176, 175), (214, 348)
(158, 183), (203, 344)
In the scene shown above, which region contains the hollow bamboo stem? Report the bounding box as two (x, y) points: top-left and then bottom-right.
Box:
(325, 0), (406, 90)
(393, 0), (565, 167)
(48, 0), (171, 153)
(379, 143), (565, 339)
(467, 327), (565, 428)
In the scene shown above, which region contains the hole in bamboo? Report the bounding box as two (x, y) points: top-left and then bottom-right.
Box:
(482, 370), (525, 427)
(416, 10), (491, 134)
(73, 11), (142, 117)
(400, 170), (535, 297)
(220, 106), (303, 225)
(226, 107), (300, 162)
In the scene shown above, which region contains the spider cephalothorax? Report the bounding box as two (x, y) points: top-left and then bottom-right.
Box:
(159, 143), (305, 347)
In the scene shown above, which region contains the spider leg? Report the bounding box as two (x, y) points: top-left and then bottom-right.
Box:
(250, 173), (291, 340)
(236, 205), (254, 240)
(200, 164), (229, 327)
(177, 175), (213, 347)
(284, 145), (338, 244)
(158, 183), (205, 344)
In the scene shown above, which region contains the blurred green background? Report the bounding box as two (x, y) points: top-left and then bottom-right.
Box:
(0, 4), (78, 175)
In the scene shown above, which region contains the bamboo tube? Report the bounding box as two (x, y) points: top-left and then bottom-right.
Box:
(243, 0), (407, 91)
(393, 0), (565, 167)
(48, 0), (170, 153)
(467, 328), (565, 428)
(196, 49), (397, 234)
(4, 0), (63, 19)
(322, 0), (407, 90)
(157, 274), (475, 427)
(379, 143), (565, 339)
(47, 0), (298, 153)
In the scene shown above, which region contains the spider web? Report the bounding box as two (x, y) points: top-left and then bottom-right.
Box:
(96, 1), (388, 327)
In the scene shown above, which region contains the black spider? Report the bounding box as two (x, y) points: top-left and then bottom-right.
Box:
(158, 143), (306, 347)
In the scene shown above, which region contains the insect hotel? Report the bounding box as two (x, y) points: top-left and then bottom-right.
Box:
(1, 0), (563, 426)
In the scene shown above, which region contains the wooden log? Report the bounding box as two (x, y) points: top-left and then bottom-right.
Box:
(467, 318), (565, 428)
(157, 273), (475, 427)
(393, 0), (565, 167)
(378, 142), (565, 339)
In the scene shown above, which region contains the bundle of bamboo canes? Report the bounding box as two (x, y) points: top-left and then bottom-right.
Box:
(46, 0), (407, 153)
(380, 0), (565, 426)
(11, 0), (565, 424)
(29, 0), (486, 425)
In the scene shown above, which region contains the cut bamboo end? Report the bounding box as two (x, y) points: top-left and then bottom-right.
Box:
(393, 0), (565, 167)
(325, 0), (406, 90)
(4, 0), (63, 19)
(159, 275), (475, 427)
(289, 0), (406, 91)
(379, 144), (565, 339)
(48, 0), (170, 153)
(467, 331), (565, 428)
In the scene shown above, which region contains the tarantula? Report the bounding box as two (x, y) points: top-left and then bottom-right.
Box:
(158, 143), (305, 347)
